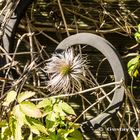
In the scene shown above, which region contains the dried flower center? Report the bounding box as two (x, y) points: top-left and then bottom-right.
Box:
(59, 63), (72, 75)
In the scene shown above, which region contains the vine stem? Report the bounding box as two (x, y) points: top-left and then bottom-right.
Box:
(51, 79), (123, 98)
(57, 0), (70, 36)
(74, 85), (121, 123)
(29, 80), (123, 102)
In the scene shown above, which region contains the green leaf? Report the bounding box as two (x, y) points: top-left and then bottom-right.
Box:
(34, 136), (50, 140)
(127, 56), (139, 69)
(24, 117), (40, 135)
(59, 102), (76, 116)
(18, 91), (36, 103)
(46, 112), (57, 130)
(37, 98), (52, 108)
(15, 121), (22, 140)
(69, 129), (83, 140)
(9, 116), (16, 137)
(1, 126), (11, 140)
(127, 56), (140, 77)
(57, 128), (70, 138)
(45, 119), (55, 131)
(46, 111), (57, 122)
(29, 118), (48, 135)
(20, 101), (42, 118)
(3, 91), (17, 106)
(54, 104), (66, 117)
(67, 138), (77, 140)
(0, 120), (7, 127)
(28, 125), (40, 135)
(42, 106), (53, 116)
(28, 132), (33, 140)
(133, 69), (139, 77)
(135, 24), (140, 43)
(134, 32), (140, 43)
(48, 133), (61, 140)
(12, 105), (25, 126)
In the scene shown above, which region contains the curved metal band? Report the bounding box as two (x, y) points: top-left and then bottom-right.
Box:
(56, 33), (126, 131)
(1, 0), (33, 56)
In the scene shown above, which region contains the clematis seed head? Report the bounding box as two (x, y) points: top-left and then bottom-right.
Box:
(45, 48), (89, 94)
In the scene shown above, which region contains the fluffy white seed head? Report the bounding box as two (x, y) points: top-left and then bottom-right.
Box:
(45, 48), (88, 94)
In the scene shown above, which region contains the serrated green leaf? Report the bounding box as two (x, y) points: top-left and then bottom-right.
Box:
(45, 105), (52, 113)
(45, 119), (55, 130)
(20, 101), (42, 118)
(29, 125), (40, 135)
(33, 123), (47, 135)
(54, 104), (66, 117)
(24, 116), (40, 135)
(59, 102), (76, 116)
(12, 105), (25, 126)
(46, 111), (57, 122)
(17, 91), (36, 103)
(42, 106), (53, 116)
(46, 112), (57, 130)
(3, 91), (17, 106)
(37, 98), (52, 108)
(28, 118), (48, 135)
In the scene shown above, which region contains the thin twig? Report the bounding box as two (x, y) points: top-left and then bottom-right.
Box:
(51, 80), (122, 98)
(57, 0), (70, 36)
(74, 85), (121, 123)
